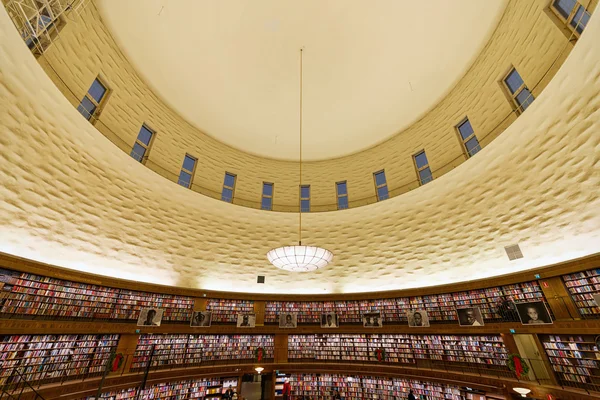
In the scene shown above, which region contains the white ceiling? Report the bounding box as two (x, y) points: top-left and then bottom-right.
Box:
(1, 5), (600, 295)
(96, 0), (508, 161)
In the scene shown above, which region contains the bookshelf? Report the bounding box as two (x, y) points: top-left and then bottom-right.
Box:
(264, 281), (547, 324)
(0, 267), (550, 325)
(131, 334), (274, 371)
(368, 334), (414, 364)
(199, 334), (274, 362)
(286, 373), (463, 400)
(288, 334), (508, 370)
(89, 376), (236, 400)
(540, 334), (600, 391)
(0, 334), (118, 387)
(562, 269), (600, 318)
(264, 301), (323, 323)
(207, 299), (254, 323)
(112, 289), (194, 322)
(0, 271), (194, 322)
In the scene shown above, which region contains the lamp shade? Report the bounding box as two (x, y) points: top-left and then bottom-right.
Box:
(267, 245), (333, 272)
(513, 387), (531, 397)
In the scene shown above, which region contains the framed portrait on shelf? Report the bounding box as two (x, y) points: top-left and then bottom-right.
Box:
(190, 311), (212, 327)
(407, 310), (430, 327)
(592, 293), (600, 307)
(362, 311), (382, 328)
(137, 307), (164, 327)
(321, 313), (339, 328)
(515, 301), (553, 325)
(279, 313), (297, 328)
(456, 307), (484, 327)
(237, 313), (256, 328)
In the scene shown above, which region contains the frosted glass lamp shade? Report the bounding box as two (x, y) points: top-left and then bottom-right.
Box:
(267, 245), (333, 272)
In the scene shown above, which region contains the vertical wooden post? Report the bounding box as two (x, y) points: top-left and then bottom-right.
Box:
(194, 297), (207, 311)
(531, 334), (559, 386)
(111, 334), (139, 375)
(538, 277), (580, 320)
(237, 373), (243, 397)
(274, 334), (288, 363)
(501, 333), (520, 355)
(255, 301), (266, 326)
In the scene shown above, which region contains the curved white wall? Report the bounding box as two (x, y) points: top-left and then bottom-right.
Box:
(0, 7), (598, 294)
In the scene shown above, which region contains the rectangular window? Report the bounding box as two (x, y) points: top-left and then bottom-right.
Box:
(374, 170), (389, 201)
(261, 182), (274, 211)
(300, 185), (310, 212)
(178, 154), (197, 188)
(414, 151), (433, 185)
(222, 173), (236, 203)
(551, 0), (591, 34)
(336, 181), (349, 210)
(456, 118), (481, 158)
(77, 78), (108, 122)
(503, 68), (534, 114)
(130, 125), (154, 163)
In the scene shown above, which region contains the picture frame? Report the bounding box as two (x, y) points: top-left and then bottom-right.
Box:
(515, 301), (553, 325)
(137, 307), (164, 327)
(362, 311), (382, 328)
(456, 307), (484, 327)
(407, 310), (430, 327)
(237, 313), (256, 328)
(592, 293), (600, 307)
(279, 313), (297, 328)
(320, 313), (339, 328)
(190, 311), (212, 327)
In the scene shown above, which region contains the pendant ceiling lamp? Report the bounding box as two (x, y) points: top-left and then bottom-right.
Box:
(266, 49), (333, 272)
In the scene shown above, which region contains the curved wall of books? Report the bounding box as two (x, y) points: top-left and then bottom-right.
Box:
(1, 253), (599, 400)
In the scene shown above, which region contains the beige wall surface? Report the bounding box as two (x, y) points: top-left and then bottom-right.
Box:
(33, 0), (586, 211)
(0, 5), (598, 294)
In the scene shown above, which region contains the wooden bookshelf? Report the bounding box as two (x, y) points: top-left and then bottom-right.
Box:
(0, 333), (118, 387)
(206, 299), (254, 323)
(562, 269), (600, 318)
(540, 334), (600, 391)
(288, 334), (508, 371)
(265, 281), (548, 325)
(287, 373), (463, 400)
(89, 376), (237, 400)
(0, 271), (194, 322)
(131, 334), (274, 372)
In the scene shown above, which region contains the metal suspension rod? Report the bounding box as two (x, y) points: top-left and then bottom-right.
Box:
(299, 48), (303, 246)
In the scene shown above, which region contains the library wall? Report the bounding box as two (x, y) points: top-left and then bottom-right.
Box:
(88, 376), (240, 400)
(4, 263), (599, 325)
(285, 373), (468, 400)
(1, 256), (600, 399)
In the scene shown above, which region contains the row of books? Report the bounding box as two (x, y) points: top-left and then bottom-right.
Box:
(0, 272), (194, 321)
(562, 269), (600, 318)
(10, 268), (600, 326)
(288, 334), (508, 366)
(89, 377), (237, 400)
(264, 281), (546, 323)
(0, 334), (119, 387)
(540, 334), (600, 391)
(206, 299), (254, 323)
(130, 334), (274, 371)
(284, 373), (464, 400)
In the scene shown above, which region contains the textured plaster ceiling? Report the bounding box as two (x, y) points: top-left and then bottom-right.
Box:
(96, 0), (508, 161)
(0, 8), (599, 295)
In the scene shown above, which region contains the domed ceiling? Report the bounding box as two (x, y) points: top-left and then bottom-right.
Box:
(96, 0), (508, 161)
(1, 4), (599, 295)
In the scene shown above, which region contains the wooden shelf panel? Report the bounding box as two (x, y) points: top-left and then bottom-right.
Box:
(131, 334), (274, 371)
